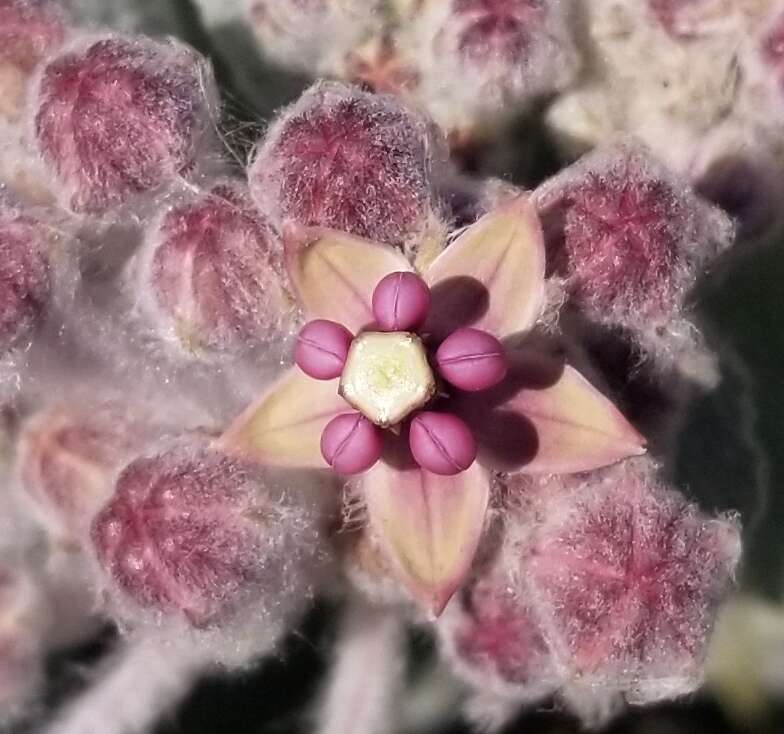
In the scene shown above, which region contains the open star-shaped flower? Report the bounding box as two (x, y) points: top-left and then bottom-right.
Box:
(218, 196), (646, 615)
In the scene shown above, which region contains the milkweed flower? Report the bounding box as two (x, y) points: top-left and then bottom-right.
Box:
(219, 195), (645, 615)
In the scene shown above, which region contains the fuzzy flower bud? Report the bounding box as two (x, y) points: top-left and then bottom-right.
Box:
(91, 440), (325, 632)
(438, 566), (559, 702)
(16, 402), (157, 542)
(31, 35), (217, 214)
(404, 0), (581, 133)
(520, 460), (740, 705)
(248, 81), (445, 253)
(132, 183), (293, 359)
(0, 200), (51, 355)
(0, 0), (67, 120)
(534, 142), (733, 352)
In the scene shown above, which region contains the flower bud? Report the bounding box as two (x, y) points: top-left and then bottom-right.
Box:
(17, 402), (155, 542)
(534, 142), (733, 346)
(32, 34), (217, 214)
(0, 201), (51, 355)
(248, 81), (445, 252)
(439, 460), (741, 719)
(91, 441), (324, 630)
(134, 183), (292, 359)
(0, 0), (68, 120)
(405, 0), (580, 133)
(517, 459), (741, 705)
(438, 569), (559, 700)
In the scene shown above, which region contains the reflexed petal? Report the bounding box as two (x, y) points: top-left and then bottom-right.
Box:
(423, 196), (545, 341)
(363, 441), (489, 617)
(216, 368), (346, 468)
(284, 224), (413, 332)
(455, 349), (646, 474)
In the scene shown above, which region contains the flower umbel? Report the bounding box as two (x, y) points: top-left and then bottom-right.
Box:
(219, 195), (646, 615)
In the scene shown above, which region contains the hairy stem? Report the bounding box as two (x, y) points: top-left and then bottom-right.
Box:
(316, 602), (405, 734)
(44, 636), (203, 734)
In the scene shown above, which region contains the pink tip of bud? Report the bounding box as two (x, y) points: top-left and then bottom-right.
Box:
(320, 412), (383, 474)
(435, 327), (507, 392)
(452, 0), (543, 64)
(17, 402), (155, 540)
(295, 319), (353, 380)
(409, 411), (477, 476)
(762, 10), (784, 81)
(371, 271), (431, 332)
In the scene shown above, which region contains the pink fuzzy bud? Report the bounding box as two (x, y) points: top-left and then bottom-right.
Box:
(436, 327), (507, 392)
(17, 402), (153, 541)
(295, 319), (353, 380)
(371, 271), (431, 332)
(438, 569), (558, 701)
(0, 0), (66, 71)
(0, 202), (50, 354)
(136, 183), (291, 358)
(409, 411), (477, 475)
(407, 0), (580, 131)
(320, 412), (384, 475)
(32, 35), (216, 214)
(0, 0), (67, 119)
(91, 441), (323, 629)
(649, 0), (702, 38)
(518, 460), (741, 703)
(535, 143), (733, 335)
(249, 81), (444, 250)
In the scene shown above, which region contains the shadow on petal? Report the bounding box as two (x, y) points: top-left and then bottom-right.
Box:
(423, 196), (546, 339)
(471, 409), (540, 472)
(453, 344), (645, 474)
(453, 346), (566, 471)
(378, 428), (419, 471)
(426, 276), (489, 343)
